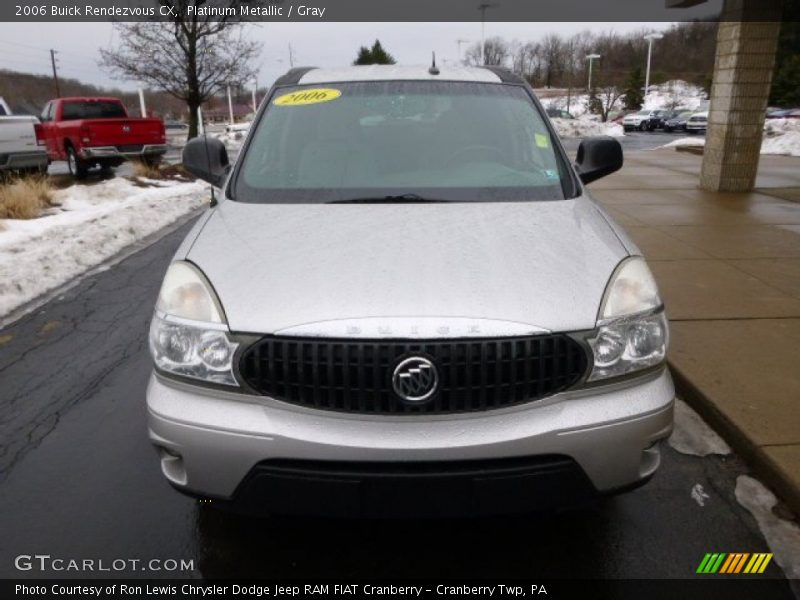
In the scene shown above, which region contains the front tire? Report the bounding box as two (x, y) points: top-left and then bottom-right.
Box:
(638, 121), (647, 131)
(66, 146), (88, 180)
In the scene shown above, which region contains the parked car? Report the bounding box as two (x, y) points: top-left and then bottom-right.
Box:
(649, 110), (681, 130)
(663, 110), (695, 133)
(686, 111), (708, 133)
(546, 108), (575, 120)
(37, 97), (167, 179)
(0, 98), (48, 176)
(164, 119), (188, 130)
(622, 109), (658, 131)
(146, 65), (674, 518)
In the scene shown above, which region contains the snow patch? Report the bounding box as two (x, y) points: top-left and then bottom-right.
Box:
(735, 475), (800, 580)
(541, 80), (708, 118)
(661, 119), (800, 157)
(550, 118), (625, 138)
(691, 483), (711, 507)
(669, 398), (732, 456)
(660, 137), (706, 150)
(642, 80), (708, 112)
(0, 177), (208, 318)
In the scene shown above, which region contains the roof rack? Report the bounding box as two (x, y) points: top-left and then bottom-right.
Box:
(480, 66), (526, 84)
(273, 67), (318, 87)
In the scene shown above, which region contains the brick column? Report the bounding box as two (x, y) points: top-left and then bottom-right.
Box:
(700, 0), (782, 192)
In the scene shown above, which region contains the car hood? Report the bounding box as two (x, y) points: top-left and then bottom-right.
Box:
(184, 197), (629, 335)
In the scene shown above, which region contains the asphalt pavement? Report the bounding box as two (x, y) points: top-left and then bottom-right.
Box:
(0, 213), (792, 591)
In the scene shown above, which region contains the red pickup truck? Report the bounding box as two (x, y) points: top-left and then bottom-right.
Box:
(37, 97), (167, 179)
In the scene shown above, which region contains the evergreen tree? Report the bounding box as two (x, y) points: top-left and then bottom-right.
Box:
(369, 40), (396, 65)
(770, 55), (800, 107)
(353, 46), (372, 65)
(352, 40), (397, 65)
(623, 67), (645, 110)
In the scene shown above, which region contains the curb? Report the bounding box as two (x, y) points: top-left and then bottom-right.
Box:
(669, 361), (800, 517)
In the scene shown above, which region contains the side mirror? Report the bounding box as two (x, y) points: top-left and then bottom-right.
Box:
(575, 136), (623, 185)
(183, 136), (230, 188)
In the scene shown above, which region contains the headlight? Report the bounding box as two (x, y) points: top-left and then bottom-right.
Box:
(588, 257), (668, 381)
(148, 262), (239, 386)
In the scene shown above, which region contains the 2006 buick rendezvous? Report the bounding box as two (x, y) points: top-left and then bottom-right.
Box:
(147, 65), (674, 517)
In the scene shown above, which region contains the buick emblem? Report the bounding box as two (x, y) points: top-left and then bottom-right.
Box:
(122, 125), (131, 133)
(392, 356), (438, 403)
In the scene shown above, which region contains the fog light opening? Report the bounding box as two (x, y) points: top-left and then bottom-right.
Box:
(639, 441), (662, 478)
(158, 446), (188, 486)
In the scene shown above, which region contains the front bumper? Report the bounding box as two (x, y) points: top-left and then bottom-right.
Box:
(147, 367), (674, 514)
(80, 144), (167, 159)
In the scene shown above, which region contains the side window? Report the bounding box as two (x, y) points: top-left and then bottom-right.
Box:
(41, 102), (52, 122)
(0, 104), (6, 116)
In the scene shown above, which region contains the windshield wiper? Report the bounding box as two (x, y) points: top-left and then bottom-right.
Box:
(326, 194), (451, 204)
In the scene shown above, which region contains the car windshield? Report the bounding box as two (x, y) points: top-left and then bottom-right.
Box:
(233, 81), (571, 203)
(636, 110), (651, 115)
(61, 101), (126, 120)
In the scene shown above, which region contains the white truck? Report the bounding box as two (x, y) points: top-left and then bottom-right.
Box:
(0, 97), (49, 175)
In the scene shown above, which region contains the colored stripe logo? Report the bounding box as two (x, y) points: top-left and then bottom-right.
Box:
(697, 552), (773, 574)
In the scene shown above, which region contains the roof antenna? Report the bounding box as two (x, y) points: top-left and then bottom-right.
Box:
(428, 52), (440, 75)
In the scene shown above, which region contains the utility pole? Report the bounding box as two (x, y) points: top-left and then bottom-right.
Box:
(477, 3), (498, 65)
(643, 32), (664, 104)
(227, 85), (234, 125)
(251, 80), (258, 113)
(456, 39), (470, 65)
(138, 88), (147, 118)
(288, 43), (295, 67)
(50, 49), (61, 97)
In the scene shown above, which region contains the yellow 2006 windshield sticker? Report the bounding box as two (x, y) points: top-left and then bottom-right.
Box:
(535, 133), (550, 148)
(273, 88), (342, 106)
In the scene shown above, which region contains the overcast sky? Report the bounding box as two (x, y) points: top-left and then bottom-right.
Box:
(0, 21), (673, 91)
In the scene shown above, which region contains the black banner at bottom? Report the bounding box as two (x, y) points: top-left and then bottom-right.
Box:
(3, 579), (797, 600)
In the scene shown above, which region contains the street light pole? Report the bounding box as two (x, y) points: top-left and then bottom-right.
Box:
(643, 32), (664, 103)
(585, 54), (601, 90)
(456, 39), (470, 65)
(477, 3), (498, 65)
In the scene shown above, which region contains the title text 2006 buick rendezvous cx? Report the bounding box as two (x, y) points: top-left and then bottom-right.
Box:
(147, 65), (674, 517)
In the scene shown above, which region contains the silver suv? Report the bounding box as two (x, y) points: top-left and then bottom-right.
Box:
(147, 66), (674, 517)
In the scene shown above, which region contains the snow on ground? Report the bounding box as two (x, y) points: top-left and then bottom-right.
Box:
(550, 117), (624, 138)
(214, 129), (248, 153)
(642, 80), (708, 112)
(669, 399), (731, 457)
(659, 118), (800, 157)
(735, 475), (800, 581)
(540, 80), (708, 117)
(762, 118), (800, 157)
(0, 177), (207, 318)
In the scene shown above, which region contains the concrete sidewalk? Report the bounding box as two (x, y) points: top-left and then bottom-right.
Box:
(590, 149), (800, 515)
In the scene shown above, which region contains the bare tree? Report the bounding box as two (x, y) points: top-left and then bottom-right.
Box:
(589, 85), (625, 122)
(510, 41), (542, 84)
(100, 1), (262, 138)
(465, 37), (508, 67)
(540, 34), (565, 88)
